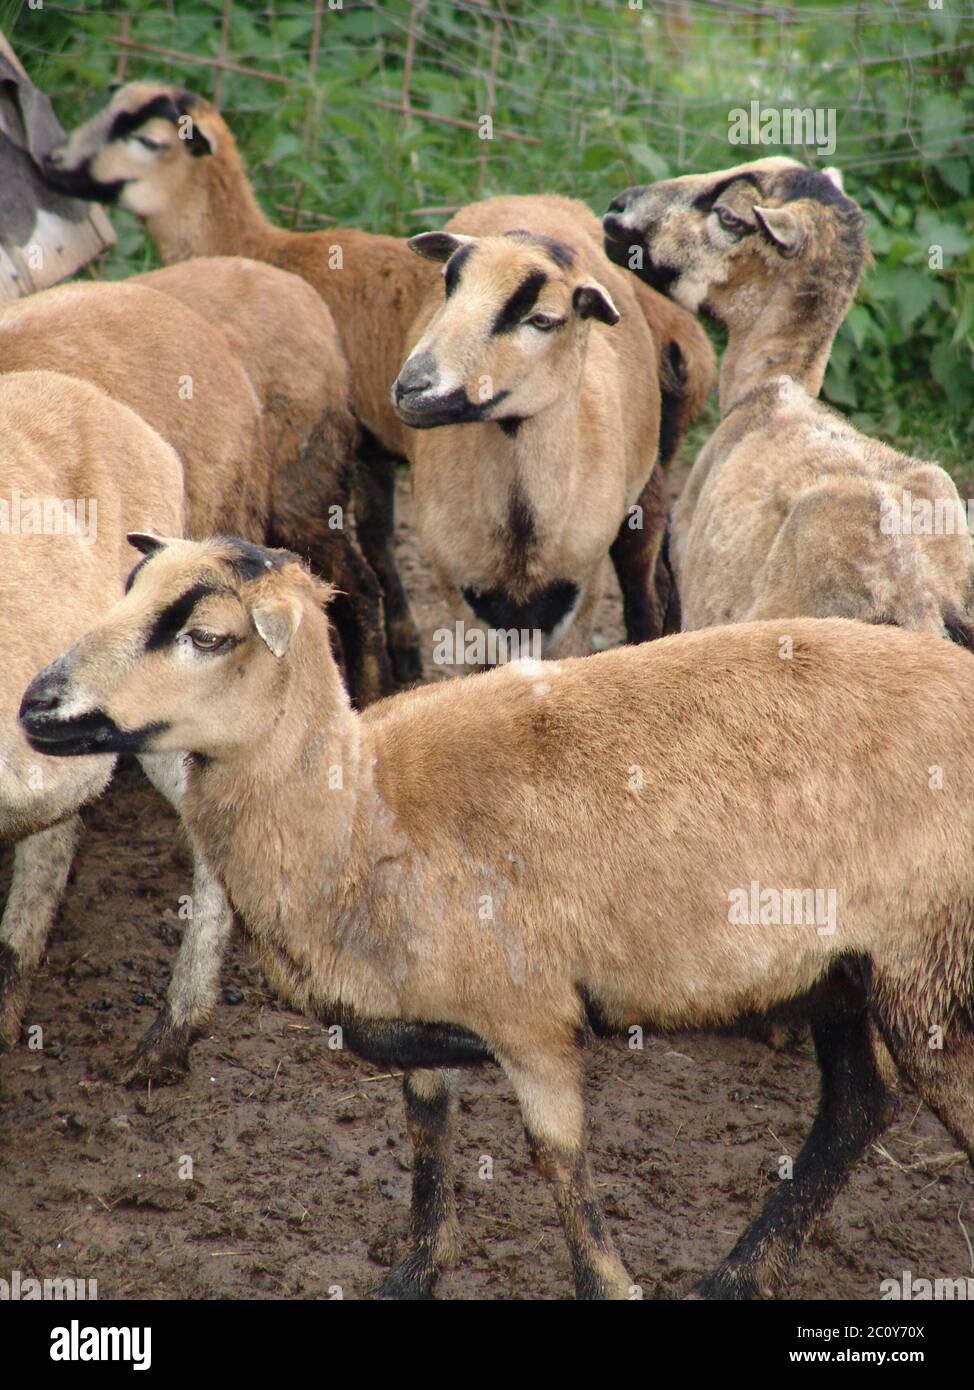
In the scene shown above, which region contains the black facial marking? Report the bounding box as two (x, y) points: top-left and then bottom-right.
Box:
(492, 270), (548, 335)
(22, 711), (168, 758)
(634, 251), (678, 297)
(461, 579), (578, 635)
(498, 416), (522, 437)
(145, 583), (227, 651)
(40, 161), (125, 203)
(444, 243), (474, 297)
(108, 94), (182, 143)
(603, 223), (678, 296)
(108, 90), (208, 157)
(395, 386), (510, 429)
(503, 230), (576, 269)
(691, 171), (762, 213)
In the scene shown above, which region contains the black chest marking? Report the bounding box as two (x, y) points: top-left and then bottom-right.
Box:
(461, 579), (579, 634)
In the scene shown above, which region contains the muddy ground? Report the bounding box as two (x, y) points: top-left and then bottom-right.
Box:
(1, 478), (972, 1302)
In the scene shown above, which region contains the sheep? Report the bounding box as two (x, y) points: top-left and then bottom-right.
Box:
(0, 277), (266, 542)
(0, 279), (312, 1082)
(392, 195), (685, 661)
(0, 369), (191, 1067)
(42, 81), (436, 683)
(602, 157), (974, 636)
(21, 533), (974, 1300)
(0, 272), (399, 1075)
(42, 81), (716, 673)
(133, 255), (394, 704)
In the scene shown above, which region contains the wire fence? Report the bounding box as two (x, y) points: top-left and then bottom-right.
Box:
(6, 0), (972, 273)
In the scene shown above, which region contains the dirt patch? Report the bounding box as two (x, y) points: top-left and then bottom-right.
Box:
(1, 478), (972, 1300)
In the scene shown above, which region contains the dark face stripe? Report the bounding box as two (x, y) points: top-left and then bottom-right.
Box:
(108, 94), (182, 142)
(491, 270), (548, 335)
(444, 243), (475, 297)
(145, 583), (228, 651)
(692, 171), (762, 213)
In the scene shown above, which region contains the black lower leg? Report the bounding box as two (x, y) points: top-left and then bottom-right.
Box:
(377, 1070), (460, 1300)
(525, 1130), (633, 1300)
(696, 972), (895, 1299)
(610, 467), (669, 644)
(353, 434), (422, 683)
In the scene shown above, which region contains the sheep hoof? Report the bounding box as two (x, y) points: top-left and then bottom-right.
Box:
(0, 953), (28, 1051)
(374, 1254), (437, 1301)
(690, 1270), (764, 1301)
(121, 1016), (193, 1088)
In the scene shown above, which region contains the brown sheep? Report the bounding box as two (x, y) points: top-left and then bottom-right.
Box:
(393, 195), (675, 661)
(134, 255), (394, 703)
(0, 370), (188, 1063)
(0, 277), (265, 541)
(43, 81), (716, 673)
(22, 534), (974, 1300)
(603, 157), (974, 636)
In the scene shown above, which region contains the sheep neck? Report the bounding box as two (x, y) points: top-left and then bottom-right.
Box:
(496, 370), (585, 499)
(147, 145), (278, 264)
(717, 290), (842, 417)
(180, 630), (379, 1011)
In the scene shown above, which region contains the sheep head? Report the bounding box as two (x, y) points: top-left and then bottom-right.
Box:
(19, 535), (336, 762)
(603, 157), (866, 331)
(392, 229), (619, 430)
(42, 82), (220, 218)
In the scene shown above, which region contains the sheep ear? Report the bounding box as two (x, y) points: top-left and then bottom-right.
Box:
(572, 282), (620, 325)
(407, 231), (476, 263)
(252, 596), (302, 659)
(753, 205), (805, 258)
(127, 531), (168, 556)
(822, 166), (844, 192)
(183, 119), (214, 159)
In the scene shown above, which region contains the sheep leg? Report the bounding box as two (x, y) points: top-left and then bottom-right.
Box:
(354, 434), (422, 684)
(693, 977), (895, 1300)
(610, 465), (670, 643)
(507, 1051), (633, 1299)
(871, 1001), (974, 1168)
(376, 1070), (461, 1300)
(0, 816), (82, 1050)
(125, 755), (235, 1085)
(269, 423), (395, 707)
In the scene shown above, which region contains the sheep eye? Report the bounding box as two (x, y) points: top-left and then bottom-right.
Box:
(135, 134), (166, 152)
(188, 629), (226, 651)
(715, 205), (747, 235)
(526, 313), (560, 332)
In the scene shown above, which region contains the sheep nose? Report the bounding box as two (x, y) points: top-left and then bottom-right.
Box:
(393, 351), (436, 403)
(19, 674), (65, 723)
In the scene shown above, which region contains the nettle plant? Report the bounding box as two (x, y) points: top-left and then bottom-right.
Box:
(826, 170), (974, 439)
